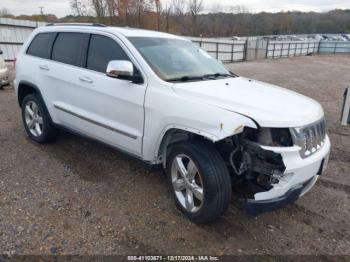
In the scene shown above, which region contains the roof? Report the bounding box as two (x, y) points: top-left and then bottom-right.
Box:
(112, 27), (183, 39)
(38, 24), (185, 40)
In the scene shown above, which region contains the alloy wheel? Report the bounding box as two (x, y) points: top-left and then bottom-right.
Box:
(24, 101), (43, 137)
(171, 154), (204, 213)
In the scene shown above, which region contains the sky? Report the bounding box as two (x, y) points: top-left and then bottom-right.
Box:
(1, 0), (350, 18)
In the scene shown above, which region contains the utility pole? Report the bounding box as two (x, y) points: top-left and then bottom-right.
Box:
(38, 7), (44, 16)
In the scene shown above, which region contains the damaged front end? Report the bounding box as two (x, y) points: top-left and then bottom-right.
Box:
(215, 127), (295, 214)
(230, 139), (286, 190)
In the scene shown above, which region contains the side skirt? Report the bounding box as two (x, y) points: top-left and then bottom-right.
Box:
(53, 123), (163, 172)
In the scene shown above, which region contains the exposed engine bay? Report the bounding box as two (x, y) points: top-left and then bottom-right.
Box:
(215, 128), (287, 198)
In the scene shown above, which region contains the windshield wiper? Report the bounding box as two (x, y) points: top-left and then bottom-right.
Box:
(166, 75), (204, 82)
(166, 73), (236, 82)
(203, 73), (234, 79)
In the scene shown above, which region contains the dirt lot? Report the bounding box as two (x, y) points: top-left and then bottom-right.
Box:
(0, 55), (349, 256)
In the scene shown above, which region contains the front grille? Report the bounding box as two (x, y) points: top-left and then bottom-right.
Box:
(291, 118), (326, 158)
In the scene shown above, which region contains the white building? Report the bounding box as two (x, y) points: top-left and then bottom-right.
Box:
(0, 18), (47, 61)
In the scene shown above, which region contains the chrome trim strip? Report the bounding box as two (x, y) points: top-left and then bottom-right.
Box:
(54, 104), (138, 140)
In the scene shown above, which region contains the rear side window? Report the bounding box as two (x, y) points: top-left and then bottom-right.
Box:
(27, 33), (56, 59)
(52, 33), (89, 67)
(87, 34), (130, 73)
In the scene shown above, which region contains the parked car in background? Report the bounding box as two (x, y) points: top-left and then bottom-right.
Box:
(313, 34), (325, 41)
(342, 34), (350, 41)
(15, 24), (331, 223)
(323, 35), (347, 41)
(0, 50), (10, 88)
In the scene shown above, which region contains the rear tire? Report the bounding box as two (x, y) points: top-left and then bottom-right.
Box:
(166, 141), (232, 223)
(21, 93), (59, 143)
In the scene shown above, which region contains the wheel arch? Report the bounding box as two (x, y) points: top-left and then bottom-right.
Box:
(156, 122), (256, 168)
(17, 81), (55, 124)
(17, 81), (44, 107)
(157, 127), (200, 168)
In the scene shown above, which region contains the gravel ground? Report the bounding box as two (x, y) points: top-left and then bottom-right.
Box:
(0, 55), (349, 256)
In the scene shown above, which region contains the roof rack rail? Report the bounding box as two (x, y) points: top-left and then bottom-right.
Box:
(46, 23), (107, 27)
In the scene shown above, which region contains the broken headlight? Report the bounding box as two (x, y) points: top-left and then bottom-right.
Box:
(257, 128), (293, 147)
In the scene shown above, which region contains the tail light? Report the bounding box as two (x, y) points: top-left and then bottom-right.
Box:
(13, 57), (17, 69)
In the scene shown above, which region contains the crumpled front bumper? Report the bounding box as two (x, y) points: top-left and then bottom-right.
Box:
(245, 134), (331, 215)
(246, 176), (318, 215)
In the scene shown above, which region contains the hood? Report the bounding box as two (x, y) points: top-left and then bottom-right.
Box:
(172, 77), (324, 128)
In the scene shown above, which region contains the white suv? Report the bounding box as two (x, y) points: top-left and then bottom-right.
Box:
(15, 24), (331, 223)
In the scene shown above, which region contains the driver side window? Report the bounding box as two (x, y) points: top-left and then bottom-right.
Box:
(87, 34), (130, 73)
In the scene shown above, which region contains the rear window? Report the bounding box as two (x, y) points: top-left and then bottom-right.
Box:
(87, 34), (130, 73)
(52, 32), (89, 67)
(27, 33), (57, 59)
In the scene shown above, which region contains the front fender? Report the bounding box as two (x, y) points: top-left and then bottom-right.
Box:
(157, 114), (257, 145)
(141, 84), (257, 162)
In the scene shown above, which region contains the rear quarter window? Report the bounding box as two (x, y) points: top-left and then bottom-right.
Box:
(51, 32), (89, 67)
(27, 33), (57, 59)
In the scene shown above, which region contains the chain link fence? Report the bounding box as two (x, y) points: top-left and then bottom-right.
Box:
(188, 37), (247, 62)
(266, 41), (320, 58)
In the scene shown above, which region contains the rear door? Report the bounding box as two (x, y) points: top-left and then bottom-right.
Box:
(22, 32), (57, 108)
(47, 32), (146, 157)
(42, 32), (90, 123)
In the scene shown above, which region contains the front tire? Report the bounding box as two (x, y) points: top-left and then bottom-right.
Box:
(21, 94), (59, 143)
(166, 141), (232, 223)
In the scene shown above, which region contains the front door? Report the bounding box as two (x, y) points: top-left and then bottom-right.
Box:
(47, 32), (146, 157)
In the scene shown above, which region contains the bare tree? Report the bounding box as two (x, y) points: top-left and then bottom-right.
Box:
(105, 0), (121, 24)
(229, 5), (249, 14)
(172, 0), (186, 16)
(90, 0), (107, 18)
(136, 0), (145, 27)
(155, 0), (161, 31)
(188, 0), (204, 36)
(163, 0), (172, 32)
(7, 8), (350, 36)
(106, 0), (117, 17)
(70, 0), (87, 16)
(124, 0), (151, 27)
(118, 0), (131, 25)
(0, 7), (11, 17)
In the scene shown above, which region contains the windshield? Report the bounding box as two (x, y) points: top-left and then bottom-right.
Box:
(128, 37), (231, 82)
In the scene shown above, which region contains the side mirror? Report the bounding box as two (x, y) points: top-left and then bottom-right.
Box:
(107, 60), (133, 78)
(0, 50), (3, 55)
(106, 60), (142, 83)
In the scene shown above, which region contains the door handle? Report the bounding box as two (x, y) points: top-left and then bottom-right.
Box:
(79, 76), (94, 84)
(39, 65), (50, 71)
